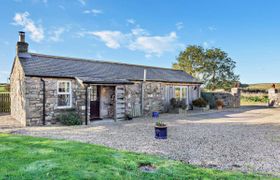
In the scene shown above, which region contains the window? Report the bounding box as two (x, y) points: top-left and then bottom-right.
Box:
(174, 86), (187, 100)
(57, 81), (72, 108)
(175, 87), (181, 100)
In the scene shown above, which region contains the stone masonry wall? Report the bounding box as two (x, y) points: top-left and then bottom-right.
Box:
(202, 88), (241, 109)
(10, 57), (26, 126)
(125, 82), (142, 117)
(25, 77), (86, 126)
(125, 82), (166, 117)
(268, 88), (280, 107)
(143, 82), (165, 115)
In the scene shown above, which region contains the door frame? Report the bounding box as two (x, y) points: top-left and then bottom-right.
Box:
(89, 85), (101, 120)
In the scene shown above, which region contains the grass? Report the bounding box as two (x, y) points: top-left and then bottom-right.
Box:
(0, 134), (277, 179)
(241, 83), (280, 91)
(241, 95), (269, 105)
(0, 85), (8, 92)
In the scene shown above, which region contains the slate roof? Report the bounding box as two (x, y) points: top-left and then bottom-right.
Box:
(19, 53), (201, 84)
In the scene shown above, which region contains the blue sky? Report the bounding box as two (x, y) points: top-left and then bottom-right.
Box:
(0, 0), (280, 83)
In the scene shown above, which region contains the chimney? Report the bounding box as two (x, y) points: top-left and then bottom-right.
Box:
(16, 31), (28, 55)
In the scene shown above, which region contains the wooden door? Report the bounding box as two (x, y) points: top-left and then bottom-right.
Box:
(90, 86), (100, 120)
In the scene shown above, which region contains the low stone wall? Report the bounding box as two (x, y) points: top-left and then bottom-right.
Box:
(268, 88), (280, 107)
(202, 88), (241, 109)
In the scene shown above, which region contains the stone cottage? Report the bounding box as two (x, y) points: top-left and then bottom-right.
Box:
(10, 32), (202, 126)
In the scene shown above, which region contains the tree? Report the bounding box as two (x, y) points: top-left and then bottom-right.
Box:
(173, 45), (239, 90)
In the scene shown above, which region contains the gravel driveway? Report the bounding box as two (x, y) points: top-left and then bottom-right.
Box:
(3, 106), (280, 176)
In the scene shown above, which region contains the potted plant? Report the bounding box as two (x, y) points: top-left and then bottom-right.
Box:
(216, 100), (224, 110)
(168, 98), (188, 114)
(155, 121), (167, 139)
(192, 98), (209, 111)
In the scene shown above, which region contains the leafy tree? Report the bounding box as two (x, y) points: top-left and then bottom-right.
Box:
(173, 45), (239, 90)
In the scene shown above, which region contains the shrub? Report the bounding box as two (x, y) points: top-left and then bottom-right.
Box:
(155, 121), (166, 127)
(58, 112), (82, 126)
(170, 98), (178, 108)
(241, 95), (269, 103)
(216, 100), (224, 107)
(192, 98), (208, 107)
(179, 99), (187, 110)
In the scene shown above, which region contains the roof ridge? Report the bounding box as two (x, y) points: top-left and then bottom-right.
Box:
(29, 52), (183, 72)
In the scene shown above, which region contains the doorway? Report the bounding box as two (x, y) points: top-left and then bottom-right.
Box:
(90, 85), (101, 120)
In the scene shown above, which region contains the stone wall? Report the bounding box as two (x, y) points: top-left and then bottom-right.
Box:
(124, 82), (142, 117)
(25, 77), (86, 126)
(10, 57), (26, 126)
(13, 74), (201, 125)
(268, 88), (280, 107)
(125, 82), (169, 117)
(202, 88), (241, 109)
(143, 82), (165, 115)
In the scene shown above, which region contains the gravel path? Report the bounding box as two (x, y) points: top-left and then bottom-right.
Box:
(3, 106), (280, 176)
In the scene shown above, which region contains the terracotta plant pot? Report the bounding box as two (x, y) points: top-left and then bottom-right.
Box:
(217, 106), (223, 110)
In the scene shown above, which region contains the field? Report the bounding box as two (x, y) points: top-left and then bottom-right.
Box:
(240, 83), (277, 105)
(0, 84), (8, 92)
(0, 134), (273, 179)
(241, 83), (280, 91)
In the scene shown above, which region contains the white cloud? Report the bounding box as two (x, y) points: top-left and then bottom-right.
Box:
(13, 12), (44, 42)
(83, 9), (103, 15)
(49, 27), (65, 42)
(89, 31), (127, 49)
(78, 0), (86, 5)
(127, 18), (136, 24)
(128, 32), (178, 57)
(131, 27), (149, 36)
(176, 22), (184, 30)
(87, 27), (181, 57)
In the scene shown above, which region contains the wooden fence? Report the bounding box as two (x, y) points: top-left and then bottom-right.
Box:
(0, 93), (10, 113)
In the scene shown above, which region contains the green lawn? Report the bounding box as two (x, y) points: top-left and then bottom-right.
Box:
(0, 134), (276, 179)
(0, 85), (7, 92)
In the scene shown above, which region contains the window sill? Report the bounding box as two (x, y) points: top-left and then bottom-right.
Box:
(56, 106), (73, 110)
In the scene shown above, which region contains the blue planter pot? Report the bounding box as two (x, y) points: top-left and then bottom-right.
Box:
(155, 126), (167, 139)
(152, 111), (159, 118)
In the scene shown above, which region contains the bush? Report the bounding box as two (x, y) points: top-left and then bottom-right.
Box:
(170, 98), (178, 108)
(58, 112), (82, 126)
(216, 100), (224, 107)
(155, 121), (166, 127)
(241, 95), (269, 103)
(169, 98), (187, 109)
(192, 98), (208, 107)
(178, 99), (187, 110)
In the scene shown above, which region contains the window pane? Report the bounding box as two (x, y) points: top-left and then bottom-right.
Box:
(58, 82), (70, 93)
(58, 94), (70, 107)
(65, 82), (70, 92)
(58, 82), (66, 92)
(182, 87), (186, 98)
(175, 87), (181, 99)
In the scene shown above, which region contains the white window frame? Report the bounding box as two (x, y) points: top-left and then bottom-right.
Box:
(174, 86), (188, 101)
(57, 81), (72, 109)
